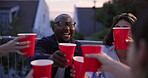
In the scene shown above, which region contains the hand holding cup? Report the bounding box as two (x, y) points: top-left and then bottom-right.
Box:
(49, 50), (69, 68)
(17, 33), (36, 57)
(0, 36), (30, 56)
(59, 43), (76, 66)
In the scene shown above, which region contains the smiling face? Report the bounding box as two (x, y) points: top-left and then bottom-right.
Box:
(52, 14), (76, 43)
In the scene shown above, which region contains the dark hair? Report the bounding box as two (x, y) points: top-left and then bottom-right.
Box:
(103, 13), (137, 46)
(54, 14), (72, 22)
(131, 9), (148, 78)
(131, 10), (148, 49)
(51, 14), (72, 28)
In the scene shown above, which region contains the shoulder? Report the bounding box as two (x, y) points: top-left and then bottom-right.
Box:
(37, 34), (56, 43)
(102, 45), (120, 61)
(102, 45), (115, 53)
(35, 34), (58, 48)
(72, 39), (82, 56)
(72, 39), (82, 46)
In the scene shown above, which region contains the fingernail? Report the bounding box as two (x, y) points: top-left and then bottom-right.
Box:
(67, 60), (69, 62)
(25, 36), (28, 38)
(27, 45), (30, 48)
(22, 36), (26, 38)
(85, 54), (89, 57)
(26, 41), (30, 44)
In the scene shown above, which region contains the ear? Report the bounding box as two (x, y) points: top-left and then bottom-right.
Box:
(136, 39), (148, 67)
(52, 26), (55, 32)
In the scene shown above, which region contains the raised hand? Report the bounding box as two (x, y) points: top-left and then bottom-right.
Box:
(0, 36), (30, 56)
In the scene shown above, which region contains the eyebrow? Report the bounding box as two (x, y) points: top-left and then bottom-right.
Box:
(115, 25), (129, 27)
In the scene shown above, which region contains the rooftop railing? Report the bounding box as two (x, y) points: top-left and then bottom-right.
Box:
(0, 36), (102, 78)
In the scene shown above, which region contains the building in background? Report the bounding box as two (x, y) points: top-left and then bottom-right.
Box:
(0, 0), (53, 78)
(74, 7), (104, 39)
(33, 0), (53, 38)
(0, 0), (53, 37)
(0, 5), (19, 35)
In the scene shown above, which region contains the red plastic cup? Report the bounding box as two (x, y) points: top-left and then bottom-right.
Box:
(17, 33), (36, 57)
(113, 27), (130, 50)
(73, 56), (85, 78)
(31, 59), (53, 78)
(81, 45), (102, 72)
(59, 43), (76, 66)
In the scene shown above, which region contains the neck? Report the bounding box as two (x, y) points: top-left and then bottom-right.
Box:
(56, 38), (71, 43)
(116, 49), (128, 64)
(54, 35), (71, 43)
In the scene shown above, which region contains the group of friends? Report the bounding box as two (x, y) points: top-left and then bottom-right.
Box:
(0, 9), (148, 78)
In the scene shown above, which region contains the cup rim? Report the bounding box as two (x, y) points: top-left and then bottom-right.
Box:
(17, 33), (37, 35)
(31, 59), (53, 66)
(73, 56), (84, 63)
(59, 43), (76, 46)
(113, 27), (130, 29)
(81, 45), (102, 47)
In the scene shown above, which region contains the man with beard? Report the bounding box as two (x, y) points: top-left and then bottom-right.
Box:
(28, 14), (82, 78)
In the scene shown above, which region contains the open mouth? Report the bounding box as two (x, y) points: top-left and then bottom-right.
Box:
(63, 33), (70, 37)
(62, 29), (71, 38)
(63, 33), (70, 35)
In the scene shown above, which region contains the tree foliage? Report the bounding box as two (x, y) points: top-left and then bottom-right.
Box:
(74, 31), (84, 40)
(92, 0), (148, 41)
(96, 0), (148, 28)
(91, 28), (109, 41)
(96, 2), (115, 28)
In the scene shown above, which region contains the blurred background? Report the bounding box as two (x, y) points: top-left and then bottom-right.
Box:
(0, 0), (147, 41)
(0, 0), (148, 78)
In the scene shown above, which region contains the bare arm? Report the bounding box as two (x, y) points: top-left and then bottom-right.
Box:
(26, 69), (33, 78)
(107, 59), (132, 78)
(84, 74), (90, 78)
(86, 53), (133, 78)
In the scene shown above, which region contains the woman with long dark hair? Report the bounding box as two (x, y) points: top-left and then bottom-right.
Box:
(86, 10), (148, 78)
(86, 13), (137, 78)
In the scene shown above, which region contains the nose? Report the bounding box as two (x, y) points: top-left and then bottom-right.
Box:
(63, 26), (70, 33)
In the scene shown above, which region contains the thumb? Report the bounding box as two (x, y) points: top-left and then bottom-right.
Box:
(85, 54), (99, 59)
(85, 53), (111, 63)
(16, 51), (27, 55)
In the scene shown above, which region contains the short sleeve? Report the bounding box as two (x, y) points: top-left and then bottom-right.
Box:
(101, 45), (107, 53)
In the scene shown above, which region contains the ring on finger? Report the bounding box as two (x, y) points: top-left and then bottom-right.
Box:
(16, 42), (20, 45)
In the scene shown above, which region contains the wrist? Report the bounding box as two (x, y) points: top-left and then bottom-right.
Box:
(0, 45), (5, 53)
(48, 55), (53, 60)
(0, 45), (9, 56)
(107, 60), (131, 78)
(0, 44), (9, 53)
